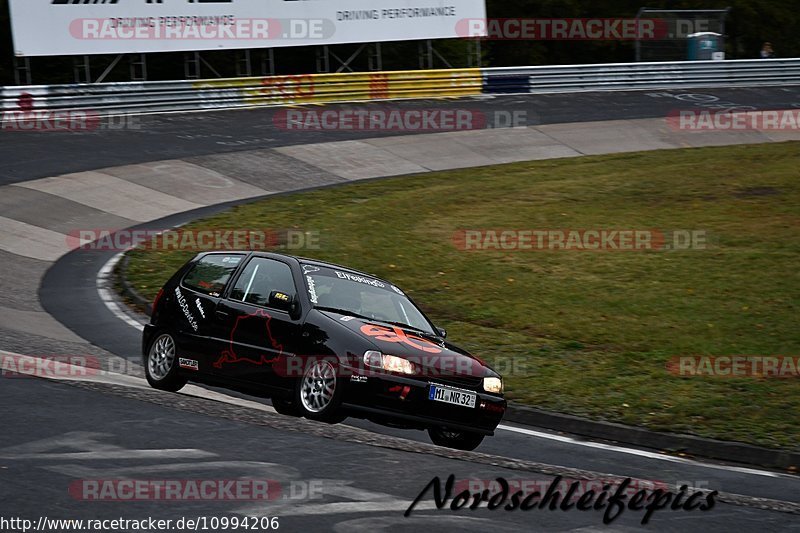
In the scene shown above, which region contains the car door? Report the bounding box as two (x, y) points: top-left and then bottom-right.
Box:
(173, 253), (246, 374)
(210, 256), (302, 391)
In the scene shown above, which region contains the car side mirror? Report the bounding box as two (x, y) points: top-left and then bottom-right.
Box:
(437, 328), (447, 339)
(269, 291), (296, 314)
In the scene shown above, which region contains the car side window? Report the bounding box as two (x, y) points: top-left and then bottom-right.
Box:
(182, 254), (244, 296)
(229, 258), (297, 308)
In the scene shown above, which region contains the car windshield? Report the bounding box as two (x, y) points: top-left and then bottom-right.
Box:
(301, 264), (435, 334)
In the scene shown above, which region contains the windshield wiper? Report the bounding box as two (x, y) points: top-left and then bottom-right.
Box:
(379, 320), (434, 336)
(314, 306), (374, 322)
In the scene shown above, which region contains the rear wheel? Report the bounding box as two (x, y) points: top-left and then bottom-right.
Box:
(294, 359), (346, 423)
(428, 427), (485, 451)
(144, 332), (188, 392)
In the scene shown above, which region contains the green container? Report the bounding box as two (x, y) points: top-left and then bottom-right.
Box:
(687, 32), (723, 60)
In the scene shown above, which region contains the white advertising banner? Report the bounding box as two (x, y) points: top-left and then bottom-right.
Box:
(8, 0), (487, 57)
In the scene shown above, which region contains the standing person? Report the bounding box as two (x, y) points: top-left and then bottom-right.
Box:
(760, 42), (775, 58)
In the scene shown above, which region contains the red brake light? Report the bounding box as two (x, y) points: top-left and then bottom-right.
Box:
(151, 288), (164, 315)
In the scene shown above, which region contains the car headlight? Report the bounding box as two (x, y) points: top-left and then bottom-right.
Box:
(364, 351), (416, 375)
(483, 377), (503, 394)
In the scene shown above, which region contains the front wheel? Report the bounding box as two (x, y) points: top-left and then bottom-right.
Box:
(294, 359), (346, 423)
(428, 427), (485, 451)
(144, 332), (188, 392)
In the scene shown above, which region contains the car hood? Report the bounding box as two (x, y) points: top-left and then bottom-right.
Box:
(317, 310), (497, 379)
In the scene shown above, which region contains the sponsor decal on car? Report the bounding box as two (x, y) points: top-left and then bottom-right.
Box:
(335, 271), (386, 288)
(178, 358), (199, 371)
(306, 276), (319, 304)
(174, 287), (198, 332)
(213, 309), (283, 369)
(195, 298), (206, 319)
(273, 292), (290, 302)
(360, 324), (443, 354)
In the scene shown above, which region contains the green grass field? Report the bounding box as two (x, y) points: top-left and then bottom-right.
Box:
(125, 142), (800, 450)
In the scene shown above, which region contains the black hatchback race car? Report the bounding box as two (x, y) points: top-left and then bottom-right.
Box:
(142, 252), (506, 450)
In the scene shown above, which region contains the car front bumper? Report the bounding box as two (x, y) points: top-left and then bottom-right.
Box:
(341, 366), (506, 435)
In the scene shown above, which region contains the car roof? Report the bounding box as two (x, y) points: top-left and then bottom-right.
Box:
(295, 255), (392, 285)
(207, 251), (390, 285)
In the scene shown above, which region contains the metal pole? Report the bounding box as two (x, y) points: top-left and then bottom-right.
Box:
(316, 46), (330, 73)
(261, 49), (275, 75)
(184, 52), (201, 79)
(427, 40), (434, 69)
(468, 38), (482, 67)
(14, 57), (32, 85)
(237, 50), (253, 77)
(721, 7), (731, 59)
(368, 43), (383, 71)
(73, 55), (91, 84)
(635, 8), (645, 62)
(130, 54), (147, 81)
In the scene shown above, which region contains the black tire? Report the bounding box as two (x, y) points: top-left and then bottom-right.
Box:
(271, 396), (301, 417)
(144, 332), (188, 392)
(294, 358), (346, 423)
(428, 427), (485, 451)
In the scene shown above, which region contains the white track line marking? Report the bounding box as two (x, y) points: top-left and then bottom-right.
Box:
(97, 252), (146, 332)
(87, 259), (800, 482)
(498, 424), (794, 479)
(5, 347), (793, 480)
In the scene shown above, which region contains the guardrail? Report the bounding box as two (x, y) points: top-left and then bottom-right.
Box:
(483, 59), (800, 94)
(0, 69), (483, 116)
(1, 59), (798, 118)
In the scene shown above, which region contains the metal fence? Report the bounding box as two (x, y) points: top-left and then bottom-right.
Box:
(2, 59), (798, 118)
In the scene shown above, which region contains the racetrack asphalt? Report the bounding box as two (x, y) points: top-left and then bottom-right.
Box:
(3, 86), (800, 184)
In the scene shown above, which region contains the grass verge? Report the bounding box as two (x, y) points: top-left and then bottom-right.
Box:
(125, 142), (800, 450)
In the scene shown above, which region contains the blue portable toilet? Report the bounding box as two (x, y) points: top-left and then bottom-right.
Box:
(687, 32), (724, 60)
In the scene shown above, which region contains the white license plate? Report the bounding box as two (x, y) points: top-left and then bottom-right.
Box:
(428, 385), (477, 408)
